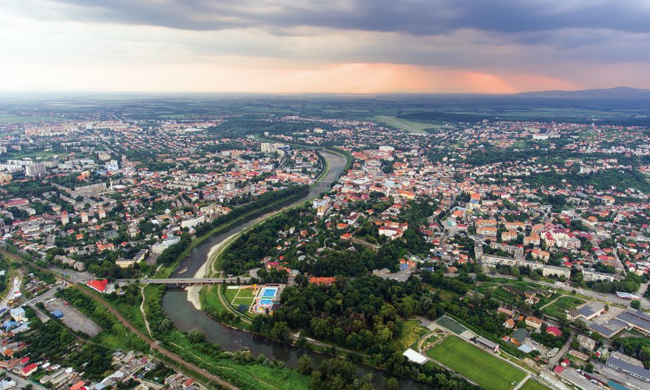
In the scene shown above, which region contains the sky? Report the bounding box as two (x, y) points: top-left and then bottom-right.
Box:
(1, 0), (650, 94)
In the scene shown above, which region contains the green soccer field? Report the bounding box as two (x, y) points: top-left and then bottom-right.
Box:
(519, 379), (551, 390)
(427, 336), (526, 390)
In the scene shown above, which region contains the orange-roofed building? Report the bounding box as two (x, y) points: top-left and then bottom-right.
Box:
(70, 381), (86, 390)
(309, 277), (336, 286)
(86, 279), (109, 293)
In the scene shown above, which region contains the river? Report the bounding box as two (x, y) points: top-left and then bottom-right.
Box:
(162, 150), (432, 389)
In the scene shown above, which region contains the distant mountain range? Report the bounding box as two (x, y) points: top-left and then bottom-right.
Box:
(515, 86), (650, 99)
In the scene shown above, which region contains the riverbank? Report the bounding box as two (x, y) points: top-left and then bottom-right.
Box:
(185, 147), (349, 312)
(187, 232), (238, 310)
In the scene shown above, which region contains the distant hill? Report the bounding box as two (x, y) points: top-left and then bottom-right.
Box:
(516, 86), (650, 99)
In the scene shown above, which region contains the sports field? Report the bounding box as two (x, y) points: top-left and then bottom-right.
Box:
(426, 336), (526, 390)
(519, 379), (551, 390)
(225, 286), (256, 312)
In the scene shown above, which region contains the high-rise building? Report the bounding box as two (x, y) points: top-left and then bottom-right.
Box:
(25, 163), (46, 177)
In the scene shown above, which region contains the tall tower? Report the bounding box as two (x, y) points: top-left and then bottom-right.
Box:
(474, 240), (484, 261)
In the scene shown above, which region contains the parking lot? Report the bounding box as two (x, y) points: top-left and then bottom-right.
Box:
(44, 298), (103, 337)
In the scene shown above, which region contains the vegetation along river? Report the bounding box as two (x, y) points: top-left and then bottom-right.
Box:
(162, 150), (430, 389)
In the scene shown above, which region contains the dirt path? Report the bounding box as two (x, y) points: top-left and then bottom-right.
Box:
(140, 286), (153, 337)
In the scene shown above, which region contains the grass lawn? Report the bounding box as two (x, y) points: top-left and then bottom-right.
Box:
(392, 320), (428, 350)
(430, 287), (459, 302)
(427, 336), (526, 390)
(541, 296), (585, 318)
(0, 114), (60, 123)
(419, 334), (439, 350)
(374, 115), (436, 134)
(519, 379), (552, 390)
(224, 286), (256, 309)
(200, 286), (252, 329)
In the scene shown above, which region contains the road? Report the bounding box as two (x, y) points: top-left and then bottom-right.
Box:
(119, 277), (252, 285)
(49, 266), (94, 283)
(445, 272), (650, 309)
(1, 370), (45, 390)
(0, 277), (22, 311)
(546, 335), (573, 370)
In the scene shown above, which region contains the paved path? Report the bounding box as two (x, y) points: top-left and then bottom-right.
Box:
(513, 375), (531, 390)
(547, 335), (573, 370)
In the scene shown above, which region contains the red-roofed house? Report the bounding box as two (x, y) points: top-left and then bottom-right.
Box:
(86, 279), (109, 293)
(21, 363), (38, 377)
(182, 378), (195, 390)
(70, 380), (86, 390)
(546, 327), (563, 337)
(309, 277), (336, 286)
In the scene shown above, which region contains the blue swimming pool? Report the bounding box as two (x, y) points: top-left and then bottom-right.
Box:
(263, 288), (277, 298)
(259, 298), (273, 305)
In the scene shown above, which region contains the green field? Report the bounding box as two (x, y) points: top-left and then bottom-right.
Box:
(392, 320), (428, 350)
(374, 115), (439, 134)
(541, 296), (585, 318)
(199, 285), (252, 328)
(519, 379), (551, 390)
(224, 286), (256, 310)
(0, 114), (60, 123)
(435, 316), (468, 335)
(427, 336), (526, 390)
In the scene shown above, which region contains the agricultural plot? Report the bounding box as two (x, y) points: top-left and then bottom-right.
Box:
(541, 296), (585, 318)
(426, 336), (526, 390)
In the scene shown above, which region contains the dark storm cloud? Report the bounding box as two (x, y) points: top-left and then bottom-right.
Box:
(48, 0), (650, 36)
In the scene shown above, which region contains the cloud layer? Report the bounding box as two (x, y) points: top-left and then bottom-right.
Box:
(1, 0), (649, 93)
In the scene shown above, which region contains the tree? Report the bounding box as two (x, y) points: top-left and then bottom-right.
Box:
(386, 378), (399, 390)
(159, 318), (173, 333)
(270, 321), (290, 342)
(188, 328), (205, 344)
(511, 266), (520, 277)
(298, 355), (312, 375)
(631, 300), (641, 310)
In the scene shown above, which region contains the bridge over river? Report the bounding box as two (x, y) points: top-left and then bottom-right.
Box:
(119, 277), (252, 286)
